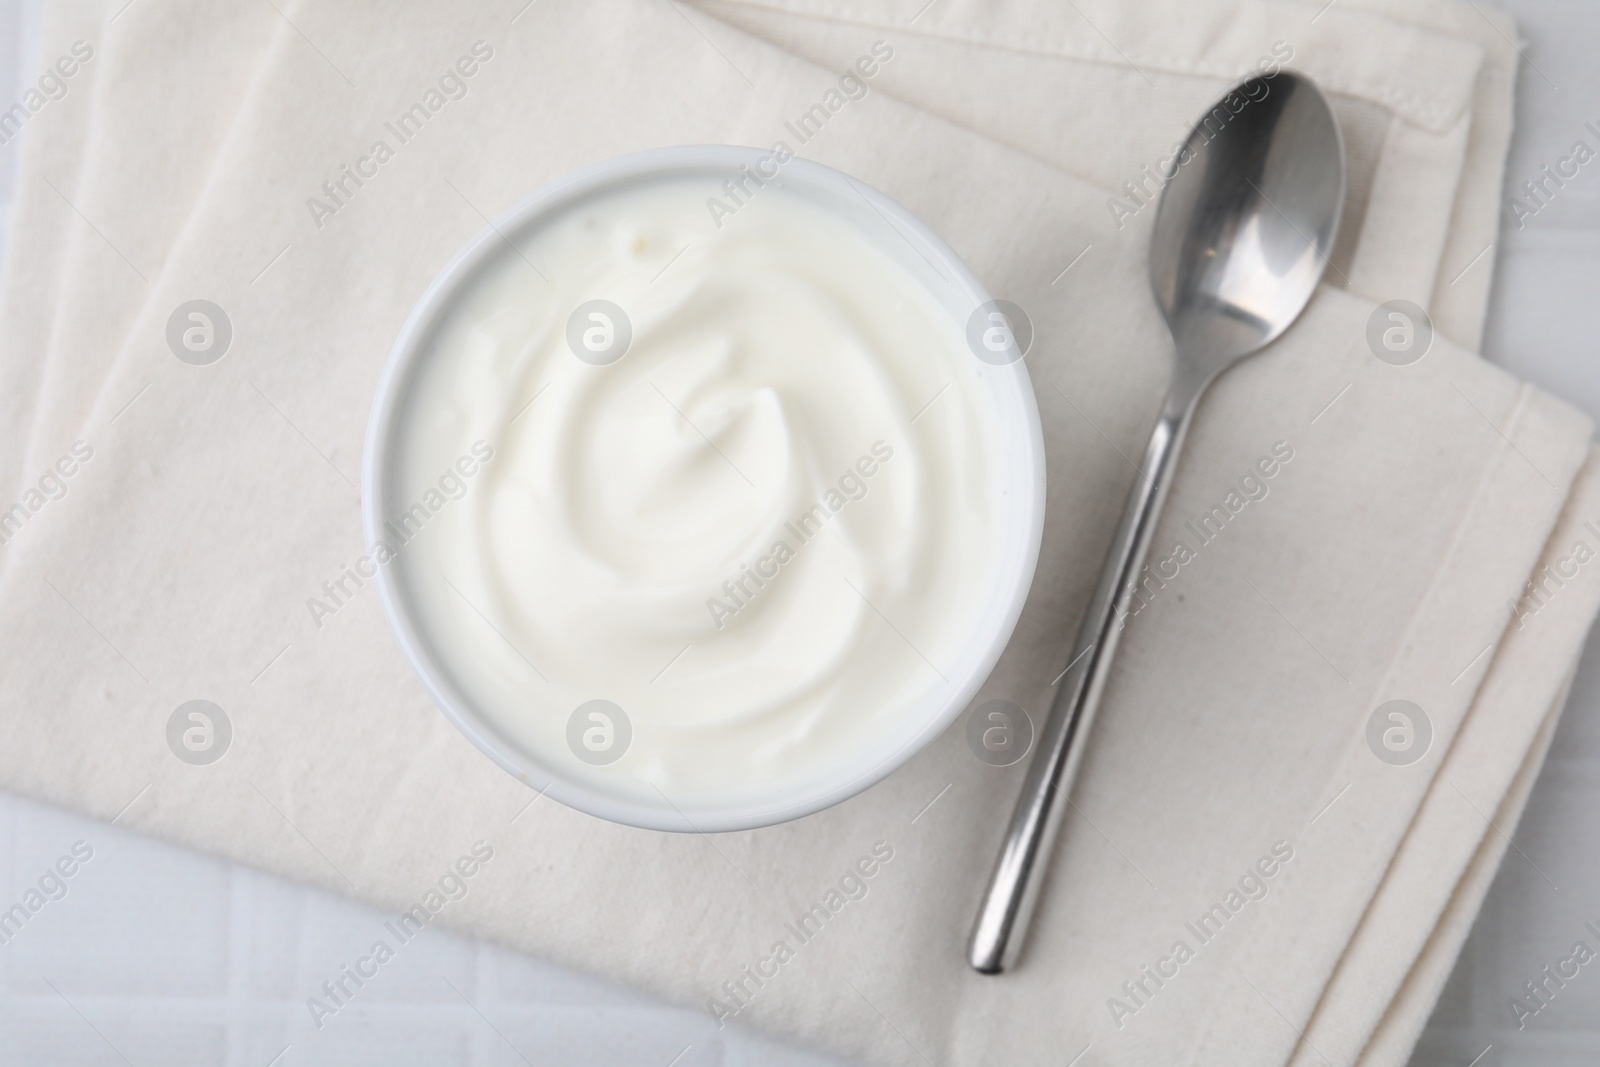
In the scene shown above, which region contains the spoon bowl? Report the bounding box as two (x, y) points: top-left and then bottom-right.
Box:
(1153, 72), (1346, 399)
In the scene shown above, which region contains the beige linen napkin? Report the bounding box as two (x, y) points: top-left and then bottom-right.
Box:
(1, 1), (1595, 1065)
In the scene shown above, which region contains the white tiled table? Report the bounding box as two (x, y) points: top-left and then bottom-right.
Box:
(1, 2), (1596, 1064)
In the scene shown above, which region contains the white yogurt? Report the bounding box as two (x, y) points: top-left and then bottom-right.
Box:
(389, 175), (1005, 812)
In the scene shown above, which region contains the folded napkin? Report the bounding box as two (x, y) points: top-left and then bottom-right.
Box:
(1, 1), (1595, 1065)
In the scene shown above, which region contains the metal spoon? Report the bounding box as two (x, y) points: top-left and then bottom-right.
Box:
(968, 71), (1346, 975)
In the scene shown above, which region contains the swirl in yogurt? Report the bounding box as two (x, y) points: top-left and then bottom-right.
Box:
(391, 176), (1003, 810)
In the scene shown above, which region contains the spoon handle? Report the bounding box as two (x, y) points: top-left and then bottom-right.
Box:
(969, 396), (1191, 974)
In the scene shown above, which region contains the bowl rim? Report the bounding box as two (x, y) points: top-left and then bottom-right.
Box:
(362, 144), (1046, 832)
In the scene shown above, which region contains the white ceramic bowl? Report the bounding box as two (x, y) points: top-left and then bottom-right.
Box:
(363, 145), (1045, 832)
